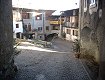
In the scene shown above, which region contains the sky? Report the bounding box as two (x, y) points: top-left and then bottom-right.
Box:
(12, 0), (79, 15)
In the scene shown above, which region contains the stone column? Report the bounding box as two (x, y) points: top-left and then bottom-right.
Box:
(0, 0), (16, 79)
(59, 15), (63, 38)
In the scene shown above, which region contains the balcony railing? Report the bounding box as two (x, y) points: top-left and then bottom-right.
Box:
(64, 22), (78, 28)
(50, 21), (63, 25)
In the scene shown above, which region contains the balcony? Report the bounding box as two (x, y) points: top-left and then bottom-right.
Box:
(50, 21), (63, 25)
(64, 22), (78, 28)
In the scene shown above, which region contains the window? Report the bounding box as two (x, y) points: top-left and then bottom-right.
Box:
(52, 26), (59, 30)
(40, 36), (42, 39)
(84, 0), (87, 12)
(66, 29), (71, 34)
(66, 17), (70, 22)
(16, 24), (19, 28)
(73, 10), (76, 16)
(72, 30), (78, 36)
(73, 30), (75, 35)
(22, 13), (30, 19)
(24, 25), (27, 28)
(90, 0), (95, 6)
(75, 31), (78, 36)
(36, 14), (42, 20)
(71, 23), (75, 27)
(38, 27), (42, 31)
(46, 26), (49, 30)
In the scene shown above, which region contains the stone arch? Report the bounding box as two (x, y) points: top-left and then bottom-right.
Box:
(47, 33), (58, 38)
(81, 26), (91, 42)
(45, 33), (58, 41)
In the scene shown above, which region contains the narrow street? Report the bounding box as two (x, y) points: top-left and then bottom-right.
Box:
(14, 38), (91, 80)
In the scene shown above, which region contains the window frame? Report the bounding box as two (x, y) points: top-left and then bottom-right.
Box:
(36, 14), (42, 20)
(52, 26), (59, 30)
(38, 27), (42, 31)
(16, 24), (19, 28)
(66, 29), (71, 34)
(73, 30), (75, 36)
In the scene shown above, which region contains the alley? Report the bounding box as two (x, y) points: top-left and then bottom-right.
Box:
(14, 38), (91, 80)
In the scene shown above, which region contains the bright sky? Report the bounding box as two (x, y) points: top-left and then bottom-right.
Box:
(12, 0), (79, 15)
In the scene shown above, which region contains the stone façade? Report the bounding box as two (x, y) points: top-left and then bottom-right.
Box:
(79, 0), (102, 63)
(0, 0), (17, 79)
(79, 0), (105, 80)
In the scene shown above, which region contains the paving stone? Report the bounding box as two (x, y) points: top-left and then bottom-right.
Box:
(13, 39), (91, 80)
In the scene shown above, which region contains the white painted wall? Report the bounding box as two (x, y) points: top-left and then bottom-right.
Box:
(66, 34), (72, 40)
(13, 10), (22, 21)
(65, 28), (78, 41)
(13, 21), (23, 33)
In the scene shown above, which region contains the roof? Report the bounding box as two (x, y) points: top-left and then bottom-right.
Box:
(13, 7), (55, 16)
(61, 8), (79, 17)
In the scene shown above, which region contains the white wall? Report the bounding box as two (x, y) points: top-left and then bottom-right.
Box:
(23, 19), (33, 26)
(65, 28), (78, 41)
(13, 10), (22, 21)
(66, 34), (72, 40)
(13, 21), (23, 33)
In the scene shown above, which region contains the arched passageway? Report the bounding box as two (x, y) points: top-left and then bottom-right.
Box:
(45, 33), (58, 41)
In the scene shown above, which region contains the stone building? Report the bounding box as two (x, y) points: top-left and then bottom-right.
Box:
(13, 7), (23, 39)
(62, 9), (79, 41)
(49, 15), (61, 35)
(13, 7), (55, 40)
(0, 0), (16, 79)
(79, 0), (105, 80)
(79, 0), (100, 62)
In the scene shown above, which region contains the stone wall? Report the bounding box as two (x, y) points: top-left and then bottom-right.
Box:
(79, 0), (100, 63)
(0, 0), (16, 79)
(98, 0), (105, 79)
(79, 0), (105, 80)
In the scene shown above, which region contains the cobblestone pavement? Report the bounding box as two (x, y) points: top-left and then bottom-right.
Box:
(14, 38), (91, 80)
